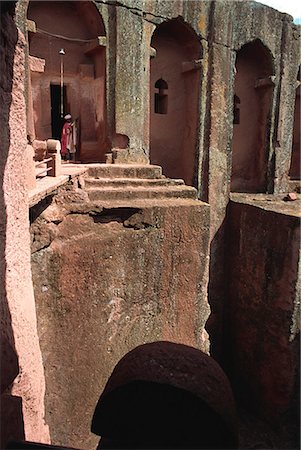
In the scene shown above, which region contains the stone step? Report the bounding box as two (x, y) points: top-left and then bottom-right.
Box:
(87, 164), (163, 179)
(87, 185), (197, 201)
(84, 177), (185, 189)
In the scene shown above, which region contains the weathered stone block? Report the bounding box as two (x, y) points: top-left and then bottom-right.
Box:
(29, 55), (45, 73)
(30, 189), (210, 448)
(224, 194), (300, 423)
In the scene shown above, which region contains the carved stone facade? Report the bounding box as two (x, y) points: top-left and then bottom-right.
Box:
(1, 1), (300, 449)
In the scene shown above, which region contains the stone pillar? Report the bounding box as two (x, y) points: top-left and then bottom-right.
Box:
(274, 20), (300, 193)
(207, 41), (235, 359)
(113, 1), (150, 164)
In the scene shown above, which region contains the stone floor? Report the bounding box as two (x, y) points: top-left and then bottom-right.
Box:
(230, 192), (301, 217)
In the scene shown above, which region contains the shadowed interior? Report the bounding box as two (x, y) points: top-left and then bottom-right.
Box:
(92, 380), (237, 449)
(289, 66), (300, 179)
(27, 1), (109, 162)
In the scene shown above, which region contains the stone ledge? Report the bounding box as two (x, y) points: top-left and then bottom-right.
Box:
(230, 193), (301, 217)
(28, 175), (70, 208)
(28, 166), (88, 208)
(80, 198), (210, 210)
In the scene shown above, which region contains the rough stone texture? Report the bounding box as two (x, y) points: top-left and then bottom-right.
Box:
(3, 1), (300, 447)
(29, 54), (45, 73)
(0, 8), (49, 447)
(30, 182), (210, 448)
(224, 194), (300, 425)
(25, 144), (36, 190)
(274, 22), (300, 193)
(205, 0), (299, 361)
(114, 2), (150, 162)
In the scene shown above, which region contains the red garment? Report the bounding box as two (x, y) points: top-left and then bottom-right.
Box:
(61, 122), (72, 156)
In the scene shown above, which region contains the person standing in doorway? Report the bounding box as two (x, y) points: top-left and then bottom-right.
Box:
(61, 114), (78, 162)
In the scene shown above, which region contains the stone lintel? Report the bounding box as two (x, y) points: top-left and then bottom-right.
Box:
(29, 55), (45, 73)
(254, 75), (276, 89)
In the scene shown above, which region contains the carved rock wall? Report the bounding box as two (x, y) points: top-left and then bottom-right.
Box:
(0, 5), (49, 446)
(30, 184), (210, 448)
(224, 195), (300, 426)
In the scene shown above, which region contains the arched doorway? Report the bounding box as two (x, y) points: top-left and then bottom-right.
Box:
(231, 39), (274, 192)
(150, 19), (202, 186)
(92, 342), (238, 449)
(27, 1), (109, 162)
(289, 66), (300, 180)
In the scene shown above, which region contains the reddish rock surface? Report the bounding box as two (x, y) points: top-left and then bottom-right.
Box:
(30, 178), (210, 448)
(1, 1), (299, 448)
(224, 194), (300, 423)
(0, 6), (49, 447)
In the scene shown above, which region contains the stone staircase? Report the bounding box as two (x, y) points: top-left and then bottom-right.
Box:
(81, 164), (197, 202)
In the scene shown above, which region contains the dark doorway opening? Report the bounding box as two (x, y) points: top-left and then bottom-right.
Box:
(289, 66), (300, 180)
(50, 84), (66, 140)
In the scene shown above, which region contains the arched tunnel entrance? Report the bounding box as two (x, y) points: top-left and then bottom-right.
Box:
(27, 0), (109, 162)
(91, 342), (238, 449)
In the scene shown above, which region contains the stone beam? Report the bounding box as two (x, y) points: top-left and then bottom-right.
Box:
(29, 55), (45, 73)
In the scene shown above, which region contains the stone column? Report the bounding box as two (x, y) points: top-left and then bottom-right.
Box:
(274, 20), (300, 193)
(113, 1), (150, 164)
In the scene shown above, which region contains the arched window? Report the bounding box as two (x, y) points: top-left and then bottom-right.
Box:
(155, 78), (168, 90)
(154, 78), (168, 114)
